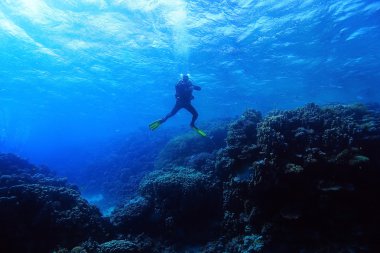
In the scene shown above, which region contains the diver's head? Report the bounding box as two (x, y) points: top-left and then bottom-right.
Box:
(182, 74), (189, 81)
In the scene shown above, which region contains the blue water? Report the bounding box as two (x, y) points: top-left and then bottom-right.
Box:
(0, 0), (379, 171)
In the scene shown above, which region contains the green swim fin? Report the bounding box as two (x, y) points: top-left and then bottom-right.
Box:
(149, 120), (162, 131)
(192, 127), (207, 137)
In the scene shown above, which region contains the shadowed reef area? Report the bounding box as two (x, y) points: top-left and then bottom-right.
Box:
(1, 103), (380, 253)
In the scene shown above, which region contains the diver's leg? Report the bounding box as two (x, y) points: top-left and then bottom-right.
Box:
(161, 102), (182, 123)
(184, 104), (198, 127)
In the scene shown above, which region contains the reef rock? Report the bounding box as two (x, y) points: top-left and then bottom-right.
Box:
(222, 104), (380, 252)
(111, 166), (222, 242)
(216, 109), (262, 178)
(155, 122), (229, 170)
(0, 153), (109, 253)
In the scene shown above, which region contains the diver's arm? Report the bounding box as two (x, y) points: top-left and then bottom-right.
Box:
(189, 81), (201, 91)
(192, 85), (201, 91)
(189, 81), (201, 90)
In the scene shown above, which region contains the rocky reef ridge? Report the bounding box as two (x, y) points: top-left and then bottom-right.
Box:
(1, 103), (380, 252)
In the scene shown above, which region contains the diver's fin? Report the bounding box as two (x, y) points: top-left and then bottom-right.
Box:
(192, 127), (207, 137)
(149, 120), (162, 131)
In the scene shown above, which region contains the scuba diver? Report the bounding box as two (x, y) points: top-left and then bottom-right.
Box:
(149, 74), (206, 137)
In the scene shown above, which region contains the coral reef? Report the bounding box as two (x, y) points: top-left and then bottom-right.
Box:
(3, 103), (380, 253)
(55, 236), (155, 253)
(112, 166), (222, 242)
(216, 109), (262, 179)
(78, 121), (229, 208)
(0, 154), (109, 253)
(221, 103), (380, 252)
(99, 240), (140, 253)
(155, 121), (229, 169)
(110, 196), (152, 233)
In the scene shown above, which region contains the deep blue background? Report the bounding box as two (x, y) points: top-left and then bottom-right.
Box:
(0, 0), (379, 172)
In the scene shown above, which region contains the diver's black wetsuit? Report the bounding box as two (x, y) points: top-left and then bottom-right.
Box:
(161, 79), (201, 127)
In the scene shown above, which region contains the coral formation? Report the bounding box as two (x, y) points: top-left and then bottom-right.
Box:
(112, 166), (222, 242)
(0, 154), (109, 253)
(79, 121), (229, 208)
(221, 103), (380, 252)
(2, 103), (380, 252)
(155, 121), (229, 169)
(99, 240), (139, 253)
(110, 196), (152, 233)
(107, 103), (380, 252)
(216, 109), (262, 178)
